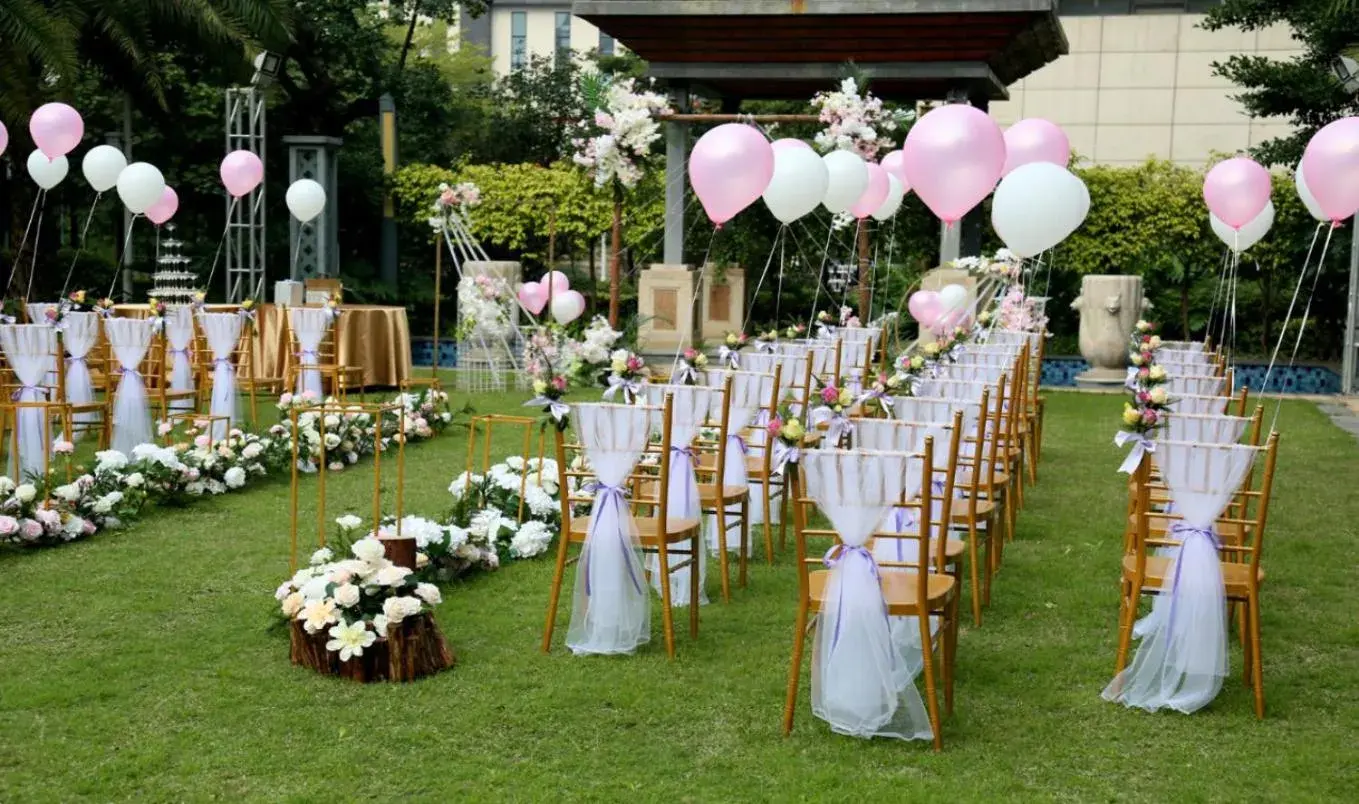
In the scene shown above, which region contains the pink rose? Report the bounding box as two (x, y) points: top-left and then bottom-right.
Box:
(82, 519), (97, 535)
(0, 516), (18, 535)
(194, 435), (211, 449)
(52, 440), (75, 455)
(820, 386), (839, 404)
(20, 519), (43, 541)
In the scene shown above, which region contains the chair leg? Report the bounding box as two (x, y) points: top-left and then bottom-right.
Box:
(967, 521), (982, 627)
(761, 481), (774, 565)
(1238, 600), (1252, 688)
(779, 480), (789, 551)
(1249, 590), (1265, 719)
(655, 548), (677, 659)
(738, 497), (749, 589)
(942, 597), (957, 716)
(1113, 580), (1137, 677)
(689, 533), (701, 640)
(918, 608), (943, 752)
(782, 602), (809, 736)
(541, 531), (572, 653)
(715, 506), (731, 604)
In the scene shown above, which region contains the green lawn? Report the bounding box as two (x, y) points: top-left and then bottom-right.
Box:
(2, 390), (1357, 802)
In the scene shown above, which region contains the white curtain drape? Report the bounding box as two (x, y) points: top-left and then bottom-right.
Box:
(200, 312), (243, 441)
(105, 317), (155, 455)
(60, 312), (100, 437)
(0, 324), (57, 477)
(567, 403), (652, 655)
(702, 371), (771, 556)
(290, 306), (331, 399)
(1103, 441), (1256, 714)
(644, 384), (714, 607)
(803, 450), (933, 740)
(165, 306), (196, 412)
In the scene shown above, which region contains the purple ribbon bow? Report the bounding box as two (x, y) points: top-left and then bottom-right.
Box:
(1164, 521), (1220, 640)
(717, 346), (739, 369)
(823, 544), (887, 651)
(582, 482), (644, 597)
(523, 396), (569, 423)
(1113, 430), (1156, 474)
(602, 374), (641, 403)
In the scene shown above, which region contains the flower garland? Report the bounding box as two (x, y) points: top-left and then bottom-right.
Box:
(811, 77), (899, 161)
(454, 274), (514, 343)
(995, 286), (1048, 334)
(571, 78), (672, 190)
(1115, 320), (1171, 474)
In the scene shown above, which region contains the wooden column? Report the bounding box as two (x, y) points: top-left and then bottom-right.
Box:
(857, 220), (871, 322)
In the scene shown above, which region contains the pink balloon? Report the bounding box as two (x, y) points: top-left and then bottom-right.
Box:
(938, 308), (971, 332)
(1003, 118), (1071, 175)
(220, 150), (264, 198)
(908, 290), (943, 327)
(517, 281), (548, 316)
(849, 163), (890, 219)
(145, 187), (179, 226)
(1203, 157), (1271, 230)
(29, 103), (84, 159)
(689, 123), (775, 227)
(902, 105), (1005, 223)
(771, 138), (811, 152)
(544, 270), (570, 293)
(0, 122), (8, 158)
(1301, 116), (1359, 222)
(879, 149), (910, 193)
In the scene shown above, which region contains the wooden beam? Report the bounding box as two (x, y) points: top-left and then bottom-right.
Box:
(656, 113), (821, 123)
(574, 0), (1056, 16)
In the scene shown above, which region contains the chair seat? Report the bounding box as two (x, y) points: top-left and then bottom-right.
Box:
(697, 483), (748, 505)
(948, 499), (996, 522)
(1121, 554), (1263, 597)
(958, 469), (1010, 489)
(746, 456), (778, 478)
(567, 515), (702, 546)
(806, 568), (955, 614)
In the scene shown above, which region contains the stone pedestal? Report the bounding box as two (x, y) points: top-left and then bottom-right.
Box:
(1072, 275), (1144, 390)
(638, 264), (699, 353)
(917, 267), (977, 343)
(699, 265), (744, 341)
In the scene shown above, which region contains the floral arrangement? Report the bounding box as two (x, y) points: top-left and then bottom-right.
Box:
(1115, 320), (1170, 473)
(814, 309), (837, 338)
(146, 297), (167, 333)
(454, 274), (514, 343)
(275, 387), (453, 471)
(524, 375), (571, 431)
(60, 289), (114, 316)
(996, 286), (1048, 334)
(602, 349), (647, 403)
(239, 297), (259, 325)
(524, 316), (622, 387)
(718, 331), (749, 368)
(857, 372), (902, 417)
(571, 77), (672, 190)
(673, 347), (708, 385)
(783, 323), (808, 340)
(811, 381), (855, 447)
(428, 181), (483, 234)
(892, 351), (929, 396)
(765, 404), (809, 474)
(811, 77), (900, 161)
(754, 328), (780, 352)
(950, 249), (1023, 284)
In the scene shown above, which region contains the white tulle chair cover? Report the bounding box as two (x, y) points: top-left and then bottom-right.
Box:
(1157, 349), (1213, 367)
(803, 450), (934, 740)
(1167, 375), (1227, 397)
(702, 371), (772, 555)
(1103, 441), (1257, 713)
(643, 383), (714, 606)
(936, 364), (1005, 385)
(25, 303), (57, 326)
(0, 324), (58, 477)
(200, 312), (243, 440)
(1165, 414), (1249, 445)
(1174, 393), (1230, 416)
(164, 306), (196, 412)
(60, 312), (100, 435)
(290, 307), (331, 399)
(104, 317), (155, 455)
(567, 403), (652, 655)
(915, 378), (988, 404)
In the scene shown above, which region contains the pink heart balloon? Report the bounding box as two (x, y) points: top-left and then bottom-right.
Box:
(849, 163), (891, 219)
(908, 290), (943, 327)
(902, 105), (1005, 224)
(29, 103), (84, 159)
(220, 150), (264, 198)
(544, 270), (570, 293)
(1300, 116), (1359, 222)
(517, 281), (548, 315)
(879, 149), (910, 192)
(1003, 118), (1071, 175)
(1203, 157), (1271, 230)
(771, 138), (812, 152)
(145, 187), (179, 226)
(0, 121), (8, 158)
(689, 123), (775, 227)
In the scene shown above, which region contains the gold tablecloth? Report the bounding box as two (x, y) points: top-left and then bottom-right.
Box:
(114, 303), (412, 388)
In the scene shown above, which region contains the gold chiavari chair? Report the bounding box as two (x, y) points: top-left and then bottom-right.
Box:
(694, 372), (750, 603)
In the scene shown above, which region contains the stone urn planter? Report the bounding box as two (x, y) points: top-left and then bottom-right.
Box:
(1071, 275), (1150, 389)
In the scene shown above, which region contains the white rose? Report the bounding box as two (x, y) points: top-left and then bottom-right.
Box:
(0, 476), (13, 494)
(335, 514), (362, 531)
(372, 613), (389, 637)
(185, 481), (205, 496)
(414, 582), (442, 605)
(333, 583), (361, 608)
(54, 484), (81, 503)
(14, 484), (36, 503)
(281, 592), (305, 617)
(310, 547), (334, 566)
(352, 537), (386, 565)
(324, 433), (341, 450)
(324, 414), (340, 428)
(375, 565), (413, 587)
(242, 443), (262, 459)
(381, 595), (422, 625)
(123, 472), (145, 488)
(224, 467), (247, 489)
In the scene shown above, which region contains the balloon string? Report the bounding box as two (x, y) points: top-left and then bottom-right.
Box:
(25, 198), (47, 304)
(1258, 221), (1323, 396)
(291, 221), (309, 278)
(671, 225), (719, 372)
(803, 218), (836, 336)
(6, 190), (45, 297)
(61, 193), (103, 299)
(1206, 249), (1229, 346)
(1270, 223), (1334, 432)
(742, 225), (783, 334)
(203, 196), (241, 297)
(774, 229), (786, 326)
(107, 214), (141, 300)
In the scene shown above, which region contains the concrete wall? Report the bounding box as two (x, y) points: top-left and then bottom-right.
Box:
(990, 14), (1301, 167)
(483, 3), (619, 76)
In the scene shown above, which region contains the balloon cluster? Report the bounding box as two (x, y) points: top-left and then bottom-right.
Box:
(907, 283), (971, 333)
(518, 271), (585, 325)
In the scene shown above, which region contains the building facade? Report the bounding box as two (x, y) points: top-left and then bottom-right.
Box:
(460, 1), (1299, 167)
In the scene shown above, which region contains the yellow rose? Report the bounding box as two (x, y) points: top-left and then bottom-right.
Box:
(1149, 365), (1166, 381)
(1129, 352), (1143, 366)
(924, 343), (940, 356)
(1122, 406), (1142, 426)
(532, 379), (548, 395)
(837, 388), (854, 407)
(694, 353), (708, 367)
(1149, 335), (1162, 349)
(1149, 387), (1168, 405)
(910, 355), (925, 370)
(783, 419), (804, 440)
(725, 333), (738, 346)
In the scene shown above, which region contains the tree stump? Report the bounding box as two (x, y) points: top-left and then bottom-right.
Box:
(288, 612), (455, 683)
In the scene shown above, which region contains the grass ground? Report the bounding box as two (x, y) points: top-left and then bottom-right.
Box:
(1, 389), (1357, 802)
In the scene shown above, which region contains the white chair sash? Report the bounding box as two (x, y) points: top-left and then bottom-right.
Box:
(60, 312), (100, 436)
(290, 307), (331, 399)
(643, 383), (715, 607)
(803, 450), (933, 741)
(0, 324), (58, 477)
(1103, 441), (1257, 713)
(105, 317), (155, 455)
(566, 403), (652, 655)
(165, 306), (196, 412)
(200, 312), (244, 440)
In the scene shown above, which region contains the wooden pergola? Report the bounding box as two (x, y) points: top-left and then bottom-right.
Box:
(574, 0), (1068, 319)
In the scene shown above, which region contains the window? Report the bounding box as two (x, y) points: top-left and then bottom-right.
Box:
(599, 31), (615, 57)
(510, 11), (527, 71)
(555, 12), (572, 66)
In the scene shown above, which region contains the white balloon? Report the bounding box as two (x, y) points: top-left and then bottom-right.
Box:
(1211, 201), (1274, 253)
(550, 291), (586, 325)
(116, 162), (166, 214)
(821, 150), (869, 214)
(990, 162), (1090, 258)
(26, 150), (69, 190)
(81, 145), (127, 193)
(939, 283), (968, 312)
(871, 174), (905, 221)
(762, 147), (829, 224)
(1295, 162), (1327, 223)
(286, 179), (328, 223)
